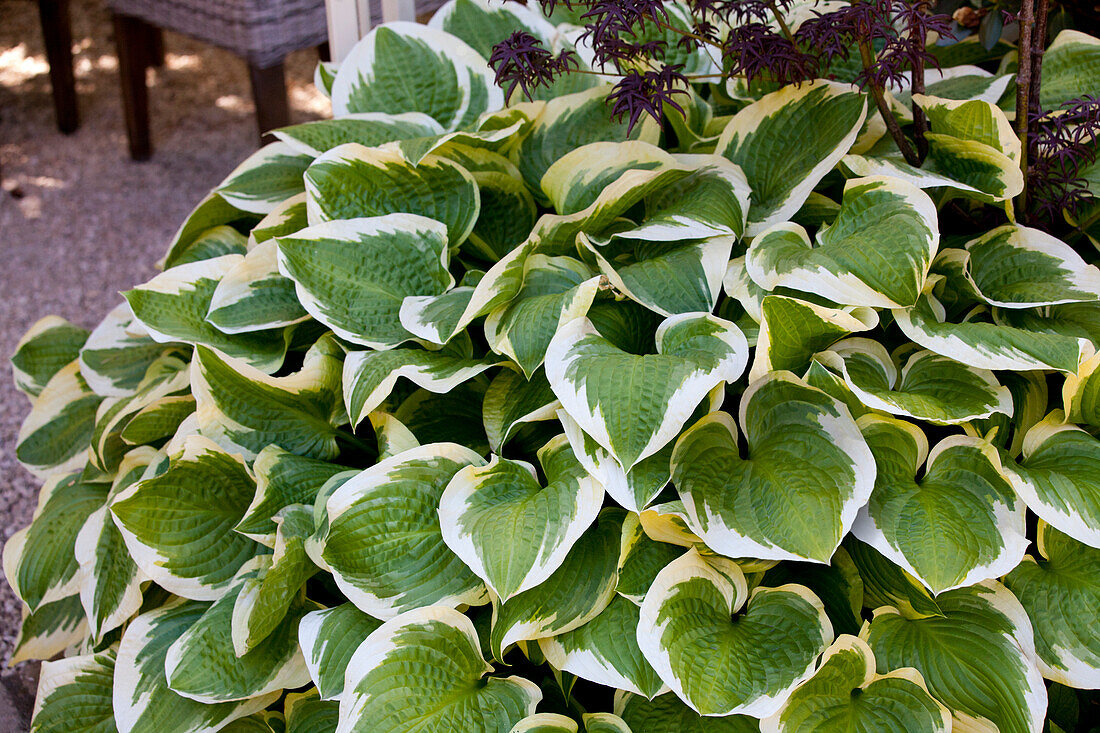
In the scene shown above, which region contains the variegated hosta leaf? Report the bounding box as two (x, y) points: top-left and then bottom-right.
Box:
(191, 335), (345, 460)
(343, 344), (498, 428)
(274, 112), (444, 157)
(818, 337), (1013, 424)
(207, 240), (310, 334)
(580, 233), (736, 318)
(74, 501), (146, 642)
(31, 649), (116, 733)
(304, 144), (479, 247)
(339, 606), (541, 733)
(995, 301), (1100, 353)
(541, 593), (667, 699)
(866, 581), (1047, 733)
(749, 295), (877, 382)
(508, 714), (578, 733)
(638, 500), (703, 548)
(938, 225), (1100, 308)
(9, 595), (87, 665)
(369, 411), (420, 460)
(165, 225), (249, 267)
(10, 315), (89, 399)
(440, 434), (604, 600)
(485, 255), (601, 378)
(1038, 30), (1100, 109)
(323, 443), (488, 617)
(79, 303), (171, 398)
(582, 713), (632, 733)
(490, 508), (624, 660)
(120, 394), (195, 446)
(747, 176), (939, 309)
(616, 514), (685, 604)
(247, 191), (309, 246)
(161, 192), (258, 270)
(637, 549), (833, 716)
(466, 166), (538, 262)
(165, 572), (313, 703)
(715, 80), (867, 235)
(894, 292), (1093, 372)
(285, 690), (339, 733)
(514, 86), (660, 205)
(125, 255), (289, 373)
(1064, 351), (1100, 426)
(542, 140), (682, 216)
(3, 472), (107, 612)
(761, 547), (865, 638)
(1002, 411), (1100, 548)
(546, 312), (748, 470)
(232, 505), (318, 655)
(1004, 521), (1100, 688)
(844, 538), (944, 620)
(276, 214), (454, 348)
(558, 406), (679, 515)
(109, 436), (258, 600)
(672, 372), (875, 563)
(614, 691), (759, 732)
(854, 415), (1027, 593)
(428, 0), (557, 59)
(237, 445), (353, 545)
(298, 603), (382, 700)
(215, 141), (313, 214)
(330, 22), (502, 130)
(483, 367), (560, 452)
(16, 361), (101, 477)
(760, 635), (950, 733)
(114, 600), (278, 733)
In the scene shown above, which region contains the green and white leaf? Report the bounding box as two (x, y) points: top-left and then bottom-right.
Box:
(74, 501), (146, 642)
(844, 538), (944, 620)
(1064, 350), (1100, 426)
(508, 713), (578, 733)
(541, 593), (667, 699)
(853, 415), (1027, 594)
(489, 508), (623, 660)
(865, 580), (1046, 733)
(15, 361), (101, 477)
(3, 472), (107, 612)
(1002, 411), (1100, 548)
(8, 595), (87, 665)
(31, 649), (116, 733)
(274, 112), (444, 157)
(285, 690), (339, 733)
(938, 225), (1100, 309)
(339, 606), (540, 733)
(304, 144), (479, 247)
(715, 80), (867, 235)
(1038, 30), (1100, 110)
(114, 599), (278, 733)
(298, 603), (382, 700)
(616, 513), (684, 605)
(672, 372), (875, 563)
(323, 443), (488, 617)
(330, 22), (502, 130)
(215, 141), (313, 215)
(165, 572), (312, 703)
(79, 303), (171, 398)
(1004, 521), (1100, 687)
(207, 240), (309, 334)
(746, 176), (939, 309)
(483, 367), (560, 452)
(760, 635), (950, 733)
(428, 0), (557, 60)
(344, 345), (498, 428)
(440, 435), (604, 600)
(10, 315), (88, 399)
(109, 436), (259, 600)
(546, 312), (748, 469)
(124, 255), (289, 373)
(191, 335), (345, 460)
(614, 691), (759, 732)
(749, 295), (877, 382)
(637, 549), (832, 716)
(893, 292), (1094, 372)
(818, 337), (1013, 424)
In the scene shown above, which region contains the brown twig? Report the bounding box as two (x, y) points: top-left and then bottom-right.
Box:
(1015, 0), (1035, 214)
(910, 4), (930, 162)
(859, 39), (920, 165)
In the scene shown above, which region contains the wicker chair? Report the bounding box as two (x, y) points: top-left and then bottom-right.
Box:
(106, 0), (331, 159)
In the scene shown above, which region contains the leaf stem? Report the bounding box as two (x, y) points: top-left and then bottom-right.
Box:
(1015, 0), (1035, 215)
(859, 38), (920, 166)
(767, 1), (797, 45)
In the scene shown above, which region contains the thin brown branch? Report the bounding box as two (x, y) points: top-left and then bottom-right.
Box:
(1015, 0), (1035, 214)
(859, 39), (920, 166)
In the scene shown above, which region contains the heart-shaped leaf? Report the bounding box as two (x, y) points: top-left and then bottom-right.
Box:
(440, 435), (604, 600)
(672, 372), (875, 563)
(298, 603), (382, 700)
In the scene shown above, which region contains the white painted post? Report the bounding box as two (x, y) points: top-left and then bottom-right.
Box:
(325, 0), (374, 62)
(381, 0), (417, 22)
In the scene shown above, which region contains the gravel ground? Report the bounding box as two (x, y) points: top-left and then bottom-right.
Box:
(0, 0), (327, 726)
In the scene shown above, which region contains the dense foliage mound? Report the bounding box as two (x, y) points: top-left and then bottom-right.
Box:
(5, 1), (1100, 731)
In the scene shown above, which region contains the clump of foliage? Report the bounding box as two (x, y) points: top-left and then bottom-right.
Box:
(4, 1), (1100, 731)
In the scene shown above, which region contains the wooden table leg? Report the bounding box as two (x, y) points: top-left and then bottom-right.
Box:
(248, 61), (289, 144)
(113, 13), (152, 160)
(38, 0), (79, 134)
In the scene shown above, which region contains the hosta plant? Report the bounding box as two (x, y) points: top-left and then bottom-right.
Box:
(5, 0), (1100, 731)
